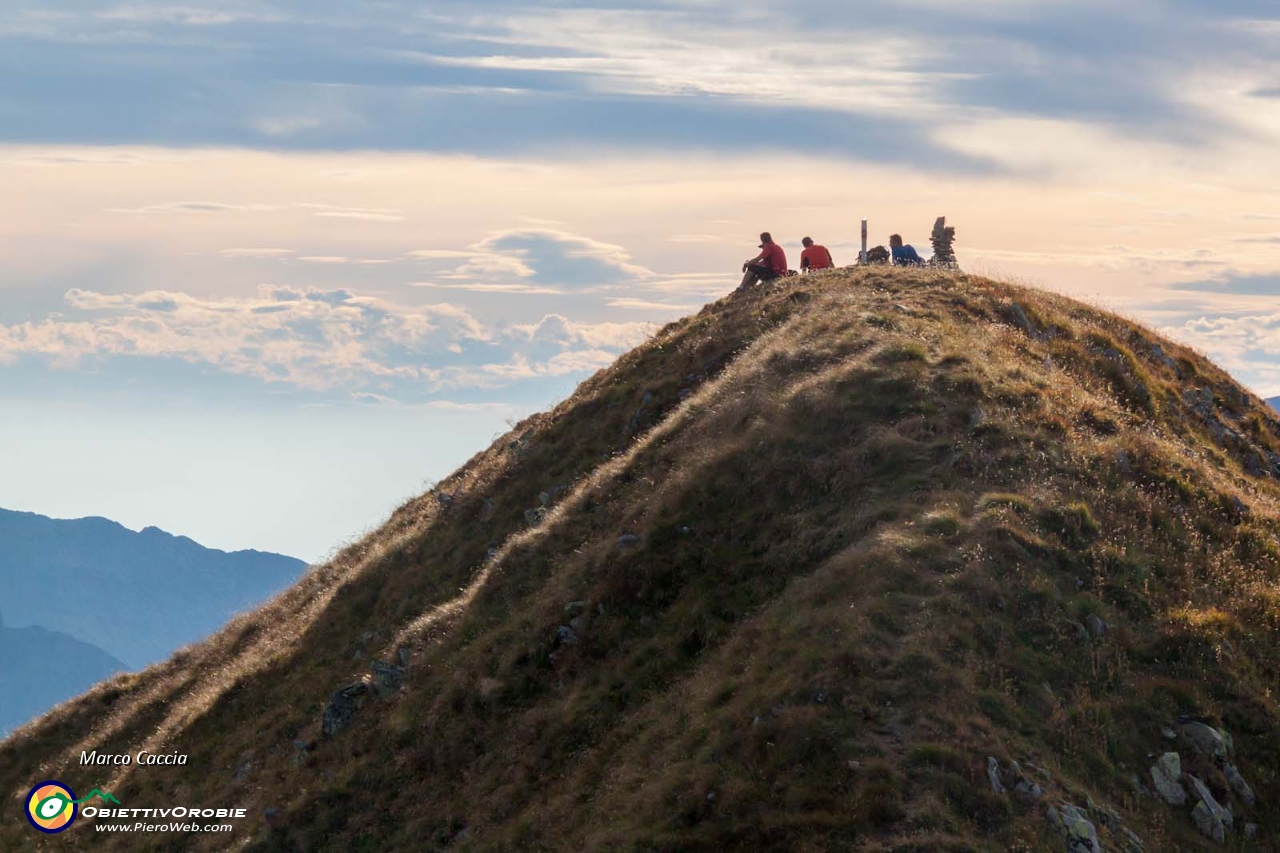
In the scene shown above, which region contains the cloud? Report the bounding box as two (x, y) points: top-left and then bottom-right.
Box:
(1160, 309), (1280, 393)
(406, 249), (476, 260)
(221, 247), (294, 258)
(313, 211), (405, 223)
(467, 228), (652, 286)
(252, 115), (326, 138)
(94, 6), (283, 26)
(303, 204), (405, 223)
(10, 0), (1275, 170)
(0, 284), (657, 399)
(1, 285), (485, 390)
(409, 227), (654, 292)
(510, 313), (652, 351)
(1168, 273), (1280, 296)
(605, 298), (700, 312)
(108, 201), (257, 214)
(408, 282), (564, 295)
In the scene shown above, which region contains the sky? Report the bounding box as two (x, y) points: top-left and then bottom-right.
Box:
(2, 1), (1279, 561)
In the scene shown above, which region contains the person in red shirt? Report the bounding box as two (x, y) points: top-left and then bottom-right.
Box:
(739, 232), (788, 290)
(800, 237), (834, 272)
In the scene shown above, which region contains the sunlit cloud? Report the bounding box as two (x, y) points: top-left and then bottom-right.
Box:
(220, 247), (294, 258)
(107, 201), (267, 214)
(605, 298), (699, 312)
(0, 285), (654, 399)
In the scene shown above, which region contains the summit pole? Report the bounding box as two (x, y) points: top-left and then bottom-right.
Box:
(860, 219), (868, 265)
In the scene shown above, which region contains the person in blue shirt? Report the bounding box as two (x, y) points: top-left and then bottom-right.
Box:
(890, 234), (925, 267)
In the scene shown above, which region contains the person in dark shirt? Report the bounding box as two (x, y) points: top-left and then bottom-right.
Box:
(889, 234), (925, 267)
(739, 232), (789, 290)
(800, 237), (834, 272)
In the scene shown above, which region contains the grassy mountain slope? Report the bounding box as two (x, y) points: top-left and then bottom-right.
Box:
(5, 268), (1280, 851)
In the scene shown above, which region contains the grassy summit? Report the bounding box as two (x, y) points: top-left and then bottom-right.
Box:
(5, 268), (1280, 851)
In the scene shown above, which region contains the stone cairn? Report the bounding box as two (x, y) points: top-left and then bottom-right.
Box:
(929, 216), (958, 269)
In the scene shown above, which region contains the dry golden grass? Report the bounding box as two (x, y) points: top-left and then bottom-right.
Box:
(5, 268), (1280, 851)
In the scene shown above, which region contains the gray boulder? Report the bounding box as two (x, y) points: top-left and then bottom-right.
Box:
(1150, 752), (1187, 806)
(1217, 727), (1234, 755)
(322, 682), (370, 736)
(1119, 825), (1145, 852)
(1084, 614), (1107, 639)
(987, 756), (1006, 794)
(370, 661), (406, 696)
(1009, 760), (1044, 801)
(1014, 776), (1044, 801)
(1010, 303), (1038, 337)
(1150, 344), (1179, 373)
(1224, 762), (1255, 806)
(1182, 722), (1228, 760)
(1187, 775), (1232, 843)
(1046, 803), (1102, 853)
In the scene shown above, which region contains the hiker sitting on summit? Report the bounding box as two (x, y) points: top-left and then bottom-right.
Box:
(890, 234), (925, 267)
(800, 237), (834, 273)
(739, 232), (788, 290)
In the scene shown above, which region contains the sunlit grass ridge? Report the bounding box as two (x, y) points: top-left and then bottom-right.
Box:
(4, 267), (1280, 851)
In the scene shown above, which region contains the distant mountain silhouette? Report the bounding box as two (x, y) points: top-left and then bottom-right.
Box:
(0, 508), (306, 668)
(0, 610), (126, 736)
(1268, 395), (1279, 412)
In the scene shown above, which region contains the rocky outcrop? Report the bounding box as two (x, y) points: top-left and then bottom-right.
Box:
(1181, 721), (1229, 760)
(1047, 803), (1102, 853)
(1187, 774), (1232, 843)
(987, 756), (1006, 794)
(321, 682), (370, 737)
(1149, 752), (1187, 806)
(1224, 762), (1255, 807)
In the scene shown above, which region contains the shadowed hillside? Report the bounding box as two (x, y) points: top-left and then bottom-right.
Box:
(5, 268), (1280, 851)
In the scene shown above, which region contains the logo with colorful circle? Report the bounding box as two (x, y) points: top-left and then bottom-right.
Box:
(25, 781), (120, 834)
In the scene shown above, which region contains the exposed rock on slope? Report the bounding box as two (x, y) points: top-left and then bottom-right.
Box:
(4, 268), (1280, 851)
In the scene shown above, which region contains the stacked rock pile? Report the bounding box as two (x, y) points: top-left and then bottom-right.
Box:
(930, 216), (958, 268)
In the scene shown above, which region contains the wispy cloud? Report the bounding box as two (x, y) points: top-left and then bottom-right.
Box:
(220, 247), (294, 258)
(0, 285), (651, 398)
(107, 201), (270, 214)
(605, 297), (699, 312)
(7, 1), (1275, 169)
(303, 204), (406, 223)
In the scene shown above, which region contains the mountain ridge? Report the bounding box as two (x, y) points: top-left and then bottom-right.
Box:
(5, 267), (1280, 851)
(0, 507), (307, 668)
(0, 507), (291, 560)
(0, 618), (126, 738)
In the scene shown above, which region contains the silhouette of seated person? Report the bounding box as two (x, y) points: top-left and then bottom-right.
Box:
(890, 234), (925, 267)
(740, 232), (788, 289)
